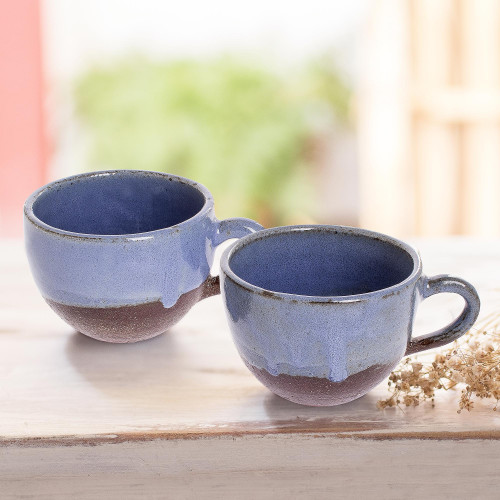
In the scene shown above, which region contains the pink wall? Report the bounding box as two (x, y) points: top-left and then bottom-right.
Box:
(0, 0), (47, 237)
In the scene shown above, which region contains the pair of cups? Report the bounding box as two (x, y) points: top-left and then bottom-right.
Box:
(24, 170), (480, 406)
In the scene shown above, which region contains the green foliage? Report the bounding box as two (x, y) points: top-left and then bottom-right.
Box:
(75, 57), (350, 225)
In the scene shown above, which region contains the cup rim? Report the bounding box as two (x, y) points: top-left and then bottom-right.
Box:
(221, 224), (422, 303)
(24, 170), (214, 240)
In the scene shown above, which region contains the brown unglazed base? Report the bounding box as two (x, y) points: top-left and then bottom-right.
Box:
(245, 360), (396, 406)
(46, 277), (220, 343)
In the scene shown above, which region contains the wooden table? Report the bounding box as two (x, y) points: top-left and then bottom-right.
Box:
(1, 238), (500, 498)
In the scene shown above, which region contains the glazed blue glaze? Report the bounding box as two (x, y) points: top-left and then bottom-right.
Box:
(24, 170), (262, 310)
(220, 225), (481, 404)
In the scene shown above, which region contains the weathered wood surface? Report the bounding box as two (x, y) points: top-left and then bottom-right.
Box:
(1, 239), (500, 498)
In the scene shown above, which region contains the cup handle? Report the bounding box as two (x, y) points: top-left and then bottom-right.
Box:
(405, 275), (480, 356)
(201, 217), (264, 299)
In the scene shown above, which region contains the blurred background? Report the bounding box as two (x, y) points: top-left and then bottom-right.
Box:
(2, 0), (500, 238)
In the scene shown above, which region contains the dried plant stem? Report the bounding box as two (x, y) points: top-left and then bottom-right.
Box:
(377, 312), (500, 412)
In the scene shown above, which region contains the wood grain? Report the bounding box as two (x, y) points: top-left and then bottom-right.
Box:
(1, 239), (500, 497)
(2, 436), (500, 499)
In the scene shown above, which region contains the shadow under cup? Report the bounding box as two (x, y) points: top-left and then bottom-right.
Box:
(220, 226), (479, 406)
(24, 171), (232, 343)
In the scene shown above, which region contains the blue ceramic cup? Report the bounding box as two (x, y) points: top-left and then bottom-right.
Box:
(220, 225), (480, 406)
(24, 170), (262, 343)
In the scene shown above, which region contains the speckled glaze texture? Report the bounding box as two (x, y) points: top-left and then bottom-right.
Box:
(220, 225), (481, 406)
(24, 170), (262, 342)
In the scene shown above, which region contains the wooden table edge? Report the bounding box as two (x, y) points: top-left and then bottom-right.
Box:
(3, 428), (500, 448)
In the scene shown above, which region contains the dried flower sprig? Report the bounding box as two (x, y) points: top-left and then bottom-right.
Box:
(377, 313), (500, 413)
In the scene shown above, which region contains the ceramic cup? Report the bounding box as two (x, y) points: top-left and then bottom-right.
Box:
(220, 225), (480, 406)
(24, 170), (263, 343)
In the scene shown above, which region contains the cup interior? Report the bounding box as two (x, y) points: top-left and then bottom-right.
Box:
(228, 228), (415, 297)
(31, 172), (206, 235)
